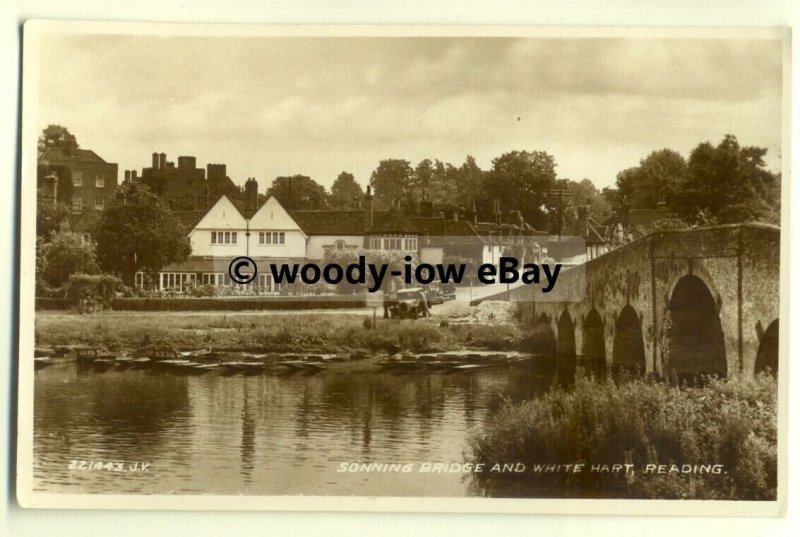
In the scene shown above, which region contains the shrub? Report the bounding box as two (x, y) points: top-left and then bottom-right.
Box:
(64, 273), (122, 313)
(466, 375), (777, 500)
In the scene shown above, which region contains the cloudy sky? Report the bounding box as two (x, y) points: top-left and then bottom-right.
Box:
(35, 32), (784, 191)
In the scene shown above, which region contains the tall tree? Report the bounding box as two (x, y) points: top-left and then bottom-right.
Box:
(94, 183), (191, 285)
(38, 125), (78, 155)
(485, 150), (557, 231)
(454, 155), (486, 210)
(615, 149), (688, 211)
(329, 171), (364, 209)
(369, 159), (416, 212)
(682, 135), (780, 225)
(268, 175), (329, 209)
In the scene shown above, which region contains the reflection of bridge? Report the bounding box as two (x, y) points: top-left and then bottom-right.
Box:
(495, 224), (780, 380)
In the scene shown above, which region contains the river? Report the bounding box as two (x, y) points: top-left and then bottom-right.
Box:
(33, 362), (554, 497)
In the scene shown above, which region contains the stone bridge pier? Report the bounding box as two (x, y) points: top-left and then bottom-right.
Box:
(506, 224), (780, 382)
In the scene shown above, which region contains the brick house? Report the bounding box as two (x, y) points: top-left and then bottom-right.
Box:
(37, 139), (118, 213)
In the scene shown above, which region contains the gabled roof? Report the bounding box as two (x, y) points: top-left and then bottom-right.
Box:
(289, 210), (364, 235)
(39, 146), (111, 165)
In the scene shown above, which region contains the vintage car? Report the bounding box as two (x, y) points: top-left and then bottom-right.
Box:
(440, 283), (457, 301)
(424, 286), (445, 305)
(387, 288), (430, 320)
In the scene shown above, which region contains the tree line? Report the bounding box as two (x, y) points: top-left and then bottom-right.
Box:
(36, 125), (781, 299)
(268, 134), (780, 233)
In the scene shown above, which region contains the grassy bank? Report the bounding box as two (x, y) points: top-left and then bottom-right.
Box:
(35, 311), (523, 354)
(466, 375), (777, 500)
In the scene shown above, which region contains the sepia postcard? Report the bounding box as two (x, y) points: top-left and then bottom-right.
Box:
(16, 21), (790, 516)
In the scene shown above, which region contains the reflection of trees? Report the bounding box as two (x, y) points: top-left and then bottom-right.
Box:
(34, 368), (189, 457)
(90, 372), (189, 448)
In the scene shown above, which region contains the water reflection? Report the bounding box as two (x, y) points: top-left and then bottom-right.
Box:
(34, 363), (553, 496)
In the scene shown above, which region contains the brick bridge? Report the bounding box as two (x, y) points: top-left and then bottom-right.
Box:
(490, 224), (780, 381)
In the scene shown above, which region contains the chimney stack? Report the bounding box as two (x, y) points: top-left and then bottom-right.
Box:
(363, 186), (374, 232)
(152, 152), (159, 169)
(244, 177), (259, 215)
(159, 153), (167, 170)
(420, 191), (433, 217)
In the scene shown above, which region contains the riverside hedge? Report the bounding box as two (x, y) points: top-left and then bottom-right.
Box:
(466, 375), (777, 500)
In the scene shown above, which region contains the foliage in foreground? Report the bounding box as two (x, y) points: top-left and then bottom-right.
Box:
(466, 375), (777, 500)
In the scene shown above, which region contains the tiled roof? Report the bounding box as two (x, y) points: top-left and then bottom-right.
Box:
(410, 217), (486, 245)
(289, 210), (365, 235)
(174, 210), (208, 232)
(369, 209), (418, 234)
(39, 146), (110, 164)
(230, 198), (260, 220)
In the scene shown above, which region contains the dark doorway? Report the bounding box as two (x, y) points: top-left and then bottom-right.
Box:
(612, 305), (646, 378)
(582, 309), (607, 380)
(556, 311), (576, 387)
(664, 275), (727, 381)
(755, 320), (779, 376)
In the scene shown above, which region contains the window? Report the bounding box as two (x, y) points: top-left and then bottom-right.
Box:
(95, 198), (104, 210)
(211, 230), (241, 244)
(335, 240), (345, 251)
(71, 197), (82, 211)
(95, 173), (105, 188)
(258, 232), (284, 245)
(72, 171), (82, 186)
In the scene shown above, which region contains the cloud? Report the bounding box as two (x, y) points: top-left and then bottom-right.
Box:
(34, 33), (783, 190)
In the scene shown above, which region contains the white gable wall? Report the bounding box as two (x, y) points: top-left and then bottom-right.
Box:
(248, 196), (307, 258)
(188, 195), (308, 258)
(189, 196), (249, 257)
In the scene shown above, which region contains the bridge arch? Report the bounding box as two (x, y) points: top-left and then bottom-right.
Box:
(582, 308), (607, 380)
(755, 320), (779, 376)
(612, 305), (646, 378)
(664, 274), (727, 380)
(556, 310), (576, 387)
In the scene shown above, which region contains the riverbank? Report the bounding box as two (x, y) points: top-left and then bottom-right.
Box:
(34, 308), (524, 355)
